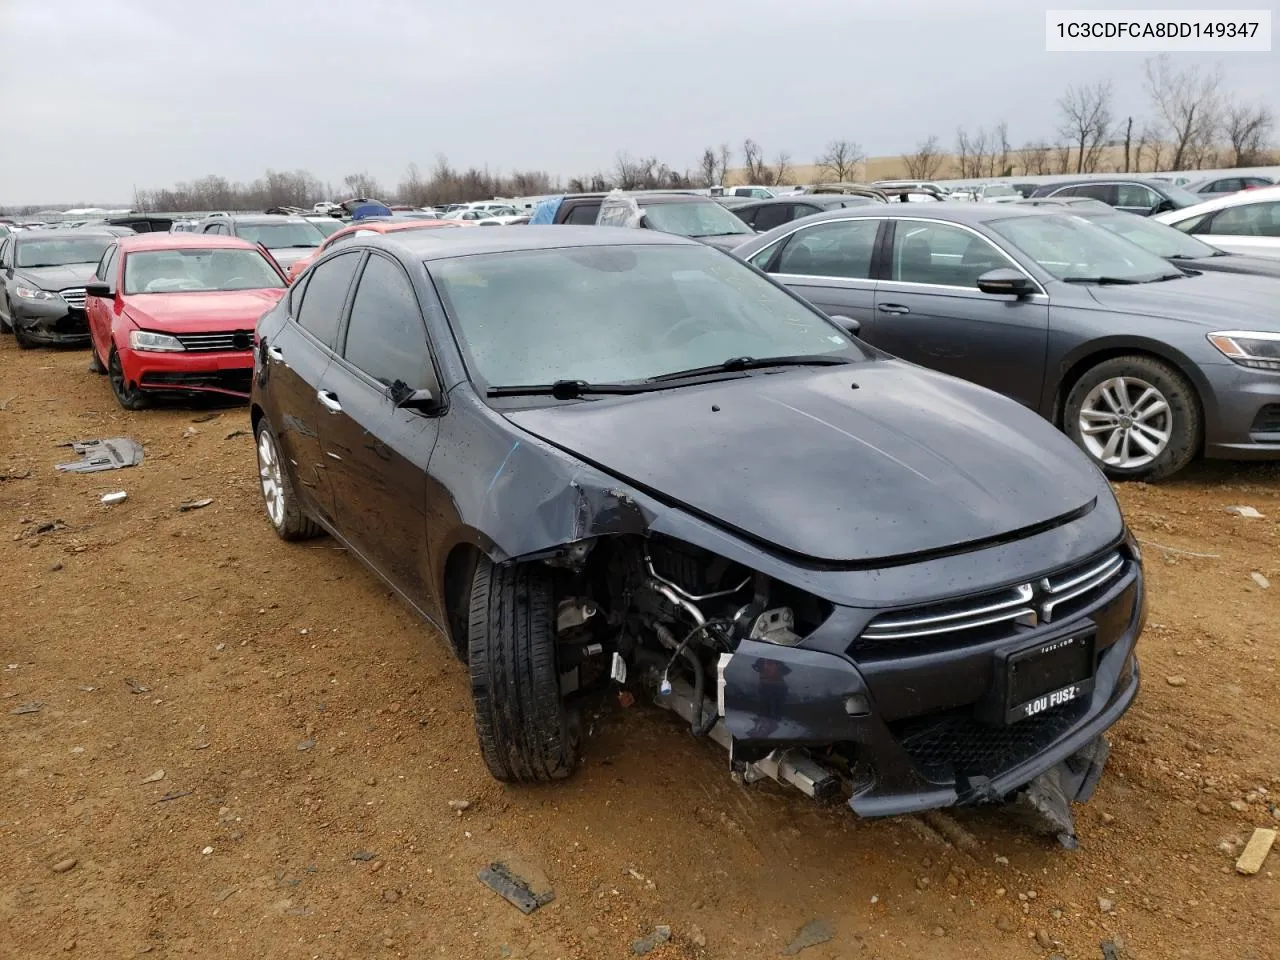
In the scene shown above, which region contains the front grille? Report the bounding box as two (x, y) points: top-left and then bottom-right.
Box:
(893, 698), (1091, 783)
(1250, 404), (1280, 436)
(60, 287), (86, 309)
(141, 369), (253, 395)
(855, 550), (1126, 657)
(175, 330), (254, 352)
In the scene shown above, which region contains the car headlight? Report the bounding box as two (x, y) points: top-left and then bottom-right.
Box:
(14, 284), (55, 301)
(1207, 331), (1280, 371)
(129, 330), (186, 352)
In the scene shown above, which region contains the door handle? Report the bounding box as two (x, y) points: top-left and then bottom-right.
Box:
(266, 345), (284, 361)
(317, 390), (342, 414)
(877, 303), (910, 315)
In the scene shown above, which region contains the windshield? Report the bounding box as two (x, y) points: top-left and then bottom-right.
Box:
(1087, 212), (1218, 259)
(1162, 183), (1204, 207)
(308, 219), (344, 237)
(235, 221), (324, 249)
(429, 244), (863, 388)
(16, 236), (112, 267)
(123, 248), (286, 294)
(642, 201), (755, 238)
(988, 214), (1182, 282)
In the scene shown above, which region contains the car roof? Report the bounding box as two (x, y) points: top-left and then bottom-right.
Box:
(373, 224), (700, 261)
(1040, 177), (1173, 189)
(212, 214), (311, 224)
(744, 202), (1064, 235)
(115, 233), (260, 251)
(331, 218), (455, 238)
(1161, 182), (1280, 217)
(13, 228), (116, 241)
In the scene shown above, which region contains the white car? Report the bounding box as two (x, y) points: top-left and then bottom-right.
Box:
(313, 201), (340, 215)
(1154, 184), (1280, 259)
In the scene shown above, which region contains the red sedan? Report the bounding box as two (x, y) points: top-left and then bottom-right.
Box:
(84, 233), (288, 409)
(285, 217), (459, 282)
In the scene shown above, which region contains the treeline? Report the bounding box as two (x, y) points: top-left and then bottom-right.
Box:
(9, 55), (1274, 217)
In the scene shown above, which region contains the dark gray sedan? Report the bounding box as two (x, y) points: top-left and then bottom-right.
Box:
(733, 204), (1280, 479)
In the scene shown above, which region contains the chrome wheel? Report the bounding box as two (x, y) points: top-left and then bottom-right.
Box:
(1078, 376), (1171, 470)
(257, 428), (286, 528)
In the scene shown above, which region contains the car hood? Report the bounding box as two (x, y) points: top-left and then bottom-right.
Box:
(504, 363), (1102, 565)
(1082, 271), (1280, 329)
(1182, 253), (1280, 280)
(122, 289), (286, 332)
(19, 264), (98, 290)
(696, 232), (760, 251)
(263, 247), (319, 268)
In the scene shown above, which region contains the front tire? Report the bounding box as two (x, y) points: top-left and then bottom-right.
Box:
(88, 345), (106, 374)
(1065, 355), (1199, 480)
(469, 559), (579, 783)
(107, 347), (149, 410)
(13, 323), (36, 349)
(254, 420), (322, 541)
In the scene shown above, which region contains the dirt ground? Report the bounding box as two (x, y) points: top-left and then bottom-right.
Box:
(1, 337), (1277, 960)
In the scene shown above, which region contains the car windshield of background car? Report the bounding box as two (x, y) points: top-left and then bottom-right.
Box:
(235, 222), (324, 249)
(16, 237), (113, 267)
(643, 201), (755, 238)
(123, 248), (286, 294)
(988, 215), (1183, 282)
(429, 243), (866, 388)
(1088, 213), (1220, 260)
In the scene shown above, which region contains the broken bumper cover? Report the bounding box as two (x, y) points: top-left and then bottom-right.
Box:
(12, 300), (89, 344)
(124, 348), (255, 399)
(720, 560), (1143, 818)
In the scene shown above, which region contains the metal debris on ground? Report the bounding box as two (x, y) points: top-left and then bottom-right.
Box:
(101, 491), (128, 505)
(224, 430), (249, 440)
(10, 702), (43, 715)
(124, 678), (150, 694)
(156, 790), (193, 804)
(1235, 827), (1277, 875)
(1226, 505), (1265, 519)
(781, 919), (835, 955)
(178, 498), (214, 512)
(190, 413), (221, 423)
(55, 438), (144, 473)
(477, 861), (555, 914)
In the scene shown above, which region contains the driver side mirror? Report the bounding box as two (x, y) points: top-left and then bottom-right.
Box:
(977, 269), (1035, 298)
(390, 379), (441, 415)
(828, 314), (861, 335)
(84, 280), (114, 298)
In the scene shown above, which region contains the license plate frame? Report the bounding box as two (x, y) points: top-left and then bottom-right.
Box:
(1000, 628), (1097, 725)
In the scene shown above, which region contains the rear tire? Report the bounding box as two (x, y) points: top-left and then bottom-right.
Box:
(469, 558), (578, 783)
(108, 347), (149, 410)
(1064, 354), (1199, 481)
(254, 419), (322, 541)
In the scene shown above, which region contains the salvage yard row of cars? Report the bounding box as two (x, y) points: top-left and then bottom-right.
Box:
(4, 173), (1280, 843)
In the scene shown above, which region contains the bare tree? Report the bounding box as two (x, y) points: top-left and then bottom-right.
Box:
(1223, 102), (1276, 167)
(1120, 116), (1134, 172)
(1057, 80), (1113, 174)
(1021, 141), (1053, 176)
(716, 143), (732, 185)
(398, 162), (428, 206)
(903, 135), (944, 179)
(742, 139), (772, 184)
(1053, 142), (1074, 175)
(993, 121), (1012, 176)
(342, 171), (383, 199)
(815, 139), (865, 182)
(698, 147), (719, 187)
(956, 127), (994, 179)
(1143, 54), (1223, 171)
(771, 151), (793, 186)
(1133, 125), (1166, 173)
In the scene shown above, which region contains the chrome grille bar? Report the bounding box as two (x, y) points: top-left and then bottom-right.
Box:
(1041, 552), (1124, 623)
(862, 584), (1034, 640)
(60, 287), (86, 309)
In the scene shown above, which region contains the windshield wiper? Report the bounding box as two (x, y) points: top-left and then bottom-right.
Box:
(647, 354), (852, 382)
(487, 379), (665, 399)
(1060, 276), (1142, 285)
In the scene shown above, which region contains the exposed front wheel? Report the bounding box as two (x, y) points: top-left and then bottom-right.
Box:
(469, 558), (579, 783)
(254, 420), (322, 541)
(1065, 355), (1199, 480)
(108, 348), (149, 410)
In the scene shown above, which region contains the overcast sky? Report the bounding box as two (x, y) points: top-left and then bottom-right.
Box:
(1, 0), (1275, 205)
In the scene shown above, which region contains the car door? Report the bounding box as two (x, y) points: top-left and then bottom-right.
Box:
(748, 217), (883, 328)
(315, 251), (440, 607)
(868, 219), (1049, 408)
(1197, 200), (1280, 257)
(1115, 183), (1161, 216)
(85, 243), (120, 361)
(267, 251), (363, 526)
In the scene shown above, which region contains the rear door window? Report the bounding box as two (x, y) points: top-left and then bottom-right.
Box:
(562, 202), (602, 225)
(1207, 201), (1280, 237)
(774, 219), (881, 279)
(1072, 183), (1119, 205)
(752, 204), (796, 232)
(295, 252), (360, 349)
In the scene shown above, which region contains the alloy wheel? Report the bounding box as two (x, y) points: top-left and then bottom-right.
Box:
(257, 428), (286, 528)
(1078, 375), (1172, 470)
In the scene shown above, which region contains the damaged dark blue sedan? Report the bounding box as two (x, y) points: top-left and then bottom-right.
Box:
(249, 226), (1145, 844)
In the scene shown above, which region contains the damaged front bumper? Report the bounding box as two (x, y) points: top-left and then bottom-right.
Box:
(653, 549), (1143, 835)
(12, 299), (89, 345)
